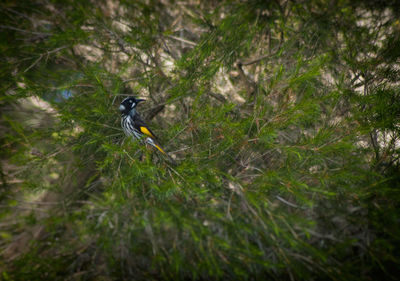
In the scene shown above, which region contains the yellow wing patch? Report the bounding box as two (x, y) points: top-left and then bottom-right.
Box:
(140, 126), (155, 138)
(153, 143), (166, 155)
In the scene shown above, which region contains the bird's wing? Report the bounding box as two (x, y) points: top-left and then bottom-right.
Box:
(132, 114), (168, 155)
(133, 114), (158, 140)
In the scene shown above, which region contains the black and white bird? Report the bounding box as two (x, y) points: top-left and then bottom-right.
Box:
(119, 96), (167, 155)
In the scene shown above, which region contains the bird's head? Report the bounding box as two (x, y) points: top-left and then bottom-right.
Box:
(119, 96), (145, 114)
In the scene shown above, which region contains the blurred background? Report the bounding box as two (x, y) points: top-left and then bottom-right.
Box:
(1, 0), (400, 279)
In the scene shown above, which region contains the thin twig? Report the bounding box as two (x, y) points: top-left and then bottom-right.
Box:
(276, 195), (301, 208)
(24, 54), (43, 73)
(24, 46), (68, 73)
(239, 53), (272, 66)
(0, 24), (52, 36)
(167, 35), (197, 46)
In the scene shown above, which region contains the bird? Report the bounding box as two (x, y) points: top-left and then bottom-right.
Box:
(119, 96), (167, 156)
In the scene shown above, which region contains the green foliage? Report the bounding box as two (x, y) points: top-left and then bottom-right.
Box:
(1, 0), (400, 280)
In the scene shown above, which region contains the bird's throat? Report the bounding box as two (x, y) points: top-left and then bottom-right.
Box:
(128, 108), (136, 117)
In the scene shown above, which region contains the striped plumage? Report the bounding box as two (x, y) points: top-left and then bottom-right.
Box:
(119, 96), (166, 154)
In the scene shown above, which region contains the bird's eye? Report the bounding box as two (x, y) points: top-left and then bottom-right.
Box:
(129, 100), (133, 103)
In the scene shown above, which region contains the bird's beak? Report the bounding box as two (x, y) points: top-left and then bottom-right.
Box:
(119, 104), (125, 112)
(136, 99), (146, 104)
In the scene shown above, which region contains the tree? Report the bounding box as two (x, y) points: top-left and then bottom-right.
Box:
(1, 0), (399, 280)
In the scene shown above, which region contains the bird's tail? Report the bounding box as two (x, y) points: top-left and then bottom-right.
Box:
(145, 137), (165, 153)
(145, 137), (176, 165)
(153, 143), (166, 155)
